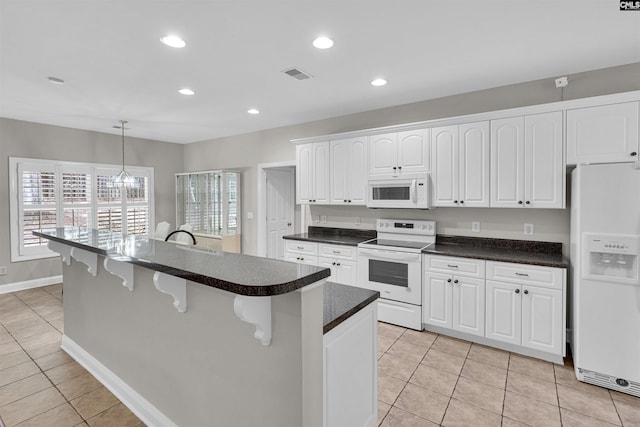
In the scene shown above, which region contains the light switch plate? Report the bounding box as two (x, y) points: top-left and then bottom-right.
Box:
(321, 215), (327, 224)
(0, 266), (7, 276)
(524, 223), (534, 235)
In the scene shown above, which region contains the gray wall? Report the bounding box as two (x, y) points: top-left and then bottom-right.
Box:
(0, 118), (183, 288)
(184, 62), (640, 256)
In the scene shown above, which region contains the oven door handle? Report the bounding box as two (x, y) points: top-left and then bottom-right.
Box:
(359, 248), (421, 261)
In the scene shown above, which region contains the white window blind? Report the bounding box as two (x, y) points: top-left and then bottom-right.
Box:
(10, 158), (154, 262)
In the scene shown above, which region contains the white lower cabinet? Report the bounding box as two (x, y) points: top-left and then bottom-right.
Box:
(324, 301), (377, 427)
(284, 240), (319, 266)
(284, 240), (358, 286)
(423, 255), (485, 337)
(423, 256), (566, 362)
(485, 261), (565, 357)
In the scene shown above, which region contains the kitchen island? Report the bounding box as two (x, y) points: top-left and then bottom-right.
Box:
(34, 228), (378, 427)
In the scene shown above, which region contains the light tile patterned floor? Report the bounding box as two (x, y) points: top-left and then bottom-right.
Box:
(0, 285), (143, 427)
(376, 322), (640, 427)
(2, 284), (640, 426)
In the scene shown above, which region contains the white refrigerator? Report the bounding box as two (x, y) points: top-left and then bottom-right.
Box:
(570, 162), (640, 397)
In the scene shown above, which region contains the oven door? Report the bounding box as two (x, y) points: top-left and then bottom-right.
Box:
(358, 248), (422, 305)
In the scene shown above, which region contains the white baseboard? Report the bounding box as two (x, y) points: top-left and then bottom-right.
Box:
(0, 275), (63, 294)
(61, 335), (177, 427)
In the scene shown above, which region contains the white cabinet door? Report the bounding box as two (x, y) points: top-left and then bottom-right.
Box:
(296, 143), (313, 203)
(423, 272), (452, 328)
(318, 257), (337, 280)
(313, 142), (330, 204)
(369, 133), (398, 175)
(347, 137), (368, 205)
(491, 117), (525, 208)
(566, 101), (640, 165)
(398, 129), (429, 174)
(485, 280), (521, 346)
(524, 112), (564, 209)
(336, 259), (357, 286)
(330, 137), (367, 206)
(459, 121), (490, 207)
(296, 142), (329, 204)
(452, 276), (485, 337)
(431, 125), (458, 207)
(329, 139), (349, 204)
(522, 286), (563, 355)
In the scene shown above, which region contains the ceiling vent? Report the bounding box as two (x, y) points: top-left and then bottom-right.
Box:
(282, 67), (313, 80)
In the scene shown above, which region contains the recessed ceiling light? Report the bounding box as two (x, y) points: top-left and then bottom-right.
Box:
(371, 78), (387, 87)
(47, 76), (64, 85)
(178, 88), (195, 95)
(247, 109), (260, 115)
(160, 35), (186, 48)
(313, 36), (334, 49)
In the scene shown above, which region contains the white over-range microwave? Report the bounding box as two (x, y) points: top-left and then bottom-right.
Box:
(366, 173), (430, 209)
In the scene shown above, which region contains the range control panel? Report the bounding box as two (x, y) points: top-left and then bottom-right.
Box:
(376, 219), (436, 236)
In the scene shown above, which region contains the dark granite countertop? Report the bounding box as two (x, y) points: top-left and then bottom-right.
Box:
(283, 226), (376, 247)
(35, 228), (330, 296)
(323, 282), (379, 334)
(423, 235), (568, 268)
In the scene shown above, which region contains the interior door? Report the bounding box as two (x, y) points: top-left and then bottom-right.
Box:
(266, 168), (294, 259)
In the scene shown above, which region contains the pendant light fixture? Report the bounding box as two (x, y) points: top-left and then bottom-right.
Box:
(112, 120), (137, 188)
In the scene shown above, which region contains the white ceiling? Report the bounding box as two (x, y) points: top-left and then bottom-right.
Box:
(0, 1), (639, 144)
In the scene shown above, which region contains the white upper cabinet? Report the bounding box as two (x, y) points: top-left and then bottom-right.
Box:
(398, 129), (430, 174)
(491, 117), (525, 208)
(330, 137), (367, 205)
(369, 133), (397, 175)
(369, 129), (429, 176)
(431, 122), (489, 207)
(524, 112), (564, 208)
(491, 112), (564, 209)
(296, 142), (329, 204)
(566, 101), (639, 165)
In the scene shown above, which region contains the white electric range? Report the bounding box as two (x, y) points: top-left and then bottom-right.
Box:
(357, 219), (435, 330)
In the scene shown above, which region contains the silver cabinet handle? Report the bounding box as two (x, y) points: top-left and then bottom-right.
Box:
(515, 272), (529, 277)
(297, 246), (304, 250)
(332, 250), (340, 254)
(447, 264), (459, 268)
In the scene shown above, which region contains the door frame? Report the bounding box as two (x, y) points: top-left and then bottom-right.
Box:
(257, 160), (296, 258)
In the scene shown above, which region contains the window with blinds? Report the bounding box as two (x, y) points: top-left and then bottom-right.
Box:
(9, 158), (154, 261)
(176, 171), (240, 237)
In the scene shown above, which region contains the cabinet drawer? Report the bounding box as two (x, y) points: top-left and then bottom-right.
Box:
(425, 255), (485, 278)
(285, 240), (319, 255)
(319, 244), (357, 261)
(486, 261), (564, 289)
(284, 253), (319, 266)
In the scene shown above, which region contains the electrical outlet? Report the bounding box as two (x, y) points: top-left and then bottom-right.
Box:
(0, 266), (7, 276)
(246, 212), (254, 220)
(321, 215), (328, 224)
(471, 222), (480, 233)
(314, 215), (320, 223)
(524, 223), (534, 235)
(355, 216), (361, 226)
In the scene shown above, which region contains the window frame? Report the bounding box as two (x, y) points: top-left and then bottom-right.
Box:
(9, 157), (154, 262)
